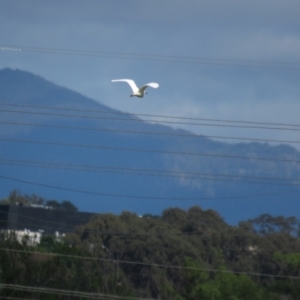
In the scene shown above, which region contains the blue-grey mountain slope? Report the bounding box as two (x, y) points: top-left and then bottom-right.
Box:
(1, 68), (300, 224)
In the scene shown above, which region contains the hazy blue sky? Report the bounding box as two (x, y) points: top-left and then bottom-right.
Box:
(1, 0), (300, 146)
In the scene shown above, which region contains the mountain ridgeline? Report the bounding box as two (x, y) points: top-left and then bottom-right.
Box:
(0, 68), (300, 223)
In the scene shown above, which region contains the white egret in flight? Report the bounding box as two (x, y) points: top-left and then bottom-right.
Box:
(112, 79), (159, 98)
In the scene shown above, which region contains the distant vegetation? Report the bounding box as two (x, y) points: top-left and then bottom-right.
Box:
(0, 194), (300, 299)
(0, 189), (78, 211)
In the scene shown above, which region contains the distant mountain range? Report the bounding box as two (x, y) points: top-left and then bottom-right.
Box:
(1, 68), (300, 224)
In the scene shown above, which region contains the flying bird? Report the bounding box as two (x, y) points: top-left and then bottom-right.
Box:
(111, 79), (159, 98)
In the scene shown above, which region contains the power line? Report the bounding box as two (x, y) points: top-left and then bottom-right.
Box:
(3, 45), (300, 65)
(2, 102), (300, 129)
(0, 218), (284, 238)
(2, 109), (300, 132)
(1, 204), (298, 237)
(1, 297), (36, 300)
(2, 120), (300, 145)
(1, 248), (299, 280)
(1, 158), (300, 186)
(1, 137), (300, 164)
(0, 174), (192, 200)
(0, 174), (299, 201)
(1, 44), (300, 71)
(0, 210), (297, 238)
(0, 283), (150, 300)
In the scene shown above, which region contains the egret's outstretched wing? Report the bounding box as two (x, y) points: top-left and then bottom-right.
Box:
(139, 82), (159, 93)
(111, 79), (139, 93)
(146, 82), (159, 89)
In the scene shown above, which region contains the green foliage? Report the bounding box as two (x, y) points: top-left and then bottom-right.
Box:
(0, 234), (134, 299)
(247, 213), (299, 236)
(0, 190), (78, 211)
(46, 199), (78, 211)
(183, 258), (275, 300)
(275, 252), (300, 270)
(0, 189), (32, 206)
(60, 200), (78, 211)
(271, 252), (300, 299)
(65, 207), (300, 299)
(1, 204), (300, 299)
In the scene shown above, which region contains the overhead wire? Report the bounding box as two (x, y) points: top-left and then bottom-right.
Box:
(2, 102), (300, 129)
(1, 173), (190, 200)
(0, 59), (299, 239)
(3, 194), (297, 230)
(1, 24), (300, 297)
(1, 137), (300, 164)
(2, 120), (300, 145)
(1, 297), (36, 300)
(0, 174), (299, 201)
(1, 44), (300, 71)
(0, 218), (290, 238)
(0, 283), (151, 300)
(0, 209), (297, 238)
(2, 44), (300, 65)
(3, 102), (300, 146)
(2, 103), (300, 205)
(2, 108), (300, 132)
(1, 248), (300, 280)
(2, 106), (295, 200)
(1, 158), (300, 186)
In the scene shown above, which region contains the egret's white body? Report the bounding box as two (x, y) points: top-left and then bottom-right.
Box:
(112, 79), (159, 98)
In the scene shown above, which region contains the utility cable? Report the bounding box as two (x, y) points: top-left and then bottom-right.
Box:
(2, 45), (300, 66)
(2, 102), (300, 129)
(2, 205), (298, 236)
(0, 210), (297, 238)
(0, 174), (299, 201)
(0, 249), (299, 280)
(1, 137), (299, 164)
(1, 44), (300, 71)
(0, 174), (194, 200)
(2, 109), (300, 131)
(2, 120), (300, 145)
(1, 158), (300, 186)
(1, 297), (36, 300)
(0, 283), (151, 300)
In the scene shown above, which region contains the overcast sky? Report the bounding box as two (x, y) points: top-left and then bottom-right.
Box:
(1, 0), (300, 146)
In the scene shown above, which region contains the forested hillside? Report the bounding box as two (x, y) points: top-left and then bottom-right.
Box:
(2, 68), (300, 223)
(1, 204), (300, 299)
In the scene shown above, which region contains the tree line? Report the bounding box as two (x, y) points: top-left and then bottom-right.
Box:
(0, 189), (78, 211)
(0, 193), (300, 299)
